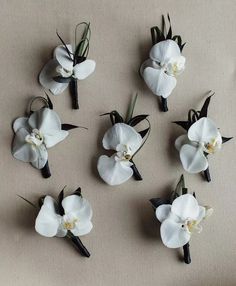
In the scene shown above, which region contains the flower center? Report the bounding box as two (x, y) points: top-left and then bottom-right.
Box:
(182, 219), (202, 234)
(25, 129), (44, 146)
(63, 218), (78, 230)
(116, 144), (132, 161)
(56, 66), (73, 78)
(202, 138), (218, 154)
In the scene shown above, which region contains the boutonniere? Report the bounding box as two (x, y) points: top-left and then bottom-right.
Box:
(39, 22), (96, 109)
(150, 175), (213, 264)
(97, 95), (150, 186)
(12, 95), (84, 178)
(19, 186), (93, 257)
(174, 93), (232, 182)
(140, 14), (186, 112)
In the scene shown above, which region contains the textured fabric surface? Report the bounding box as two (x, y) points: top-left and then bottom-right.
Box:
(0, 1), (236, 285)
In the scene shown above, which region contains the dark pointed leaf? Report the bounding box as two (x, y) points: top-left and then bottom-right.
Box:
(150, 198), (170, 209)
(128, 114), (149, 127)
(44, 92), (53, 109)
(180, 42), (186, 52)
(222, 136), (233, 144)
(166, 14), (172, 39)
(61, 124), (78, 131)
(199, 95), (212, 118)
(56, 31), (73, 60)
(150, 26), (165, 45)
(139, 127), (150, 138)
(58, 187), (65, 216)
(17, 195), (37, 209)
(173, 121), (190, 131)
(73, 187), (82, 197)
(53, 76), (72, 83)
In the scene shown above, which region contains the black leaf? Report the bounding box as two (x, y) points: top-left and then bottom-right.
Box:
(128, 114), (149, 127)
(180, 42), (186, 52)
(73, 187), (82, 197)
(56, 31), (73, 60)
(58, 187), (65, 216)
(61, 124), (78, 131)
(139, 128), (150, 138)
(44, 92), (53, 109)
(166, 14), (172, 39)
(199, 95), (212, 118)
(150, 198), (170, 209)
(222, 136), (233, 144)
(173, 121), (190, 131)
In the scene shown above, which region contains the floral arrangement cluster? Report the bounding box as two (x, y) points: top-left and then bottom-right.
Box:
(13, 16), (233, 264)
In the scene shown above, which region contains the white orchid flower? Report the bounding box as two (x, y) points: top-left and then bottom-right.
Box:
(39, 44), (96, 95)
(156, 194), (212, 248)
(97, 123), (143, 186)
(175, 117), (222, 173)
(12, 108), (68, 169)
(35, 195), (93, 237)
(140, 40), (185, 98)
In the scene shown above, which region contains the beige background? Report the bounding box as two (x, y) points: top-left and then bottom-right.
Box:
(0, 0), (236, 285)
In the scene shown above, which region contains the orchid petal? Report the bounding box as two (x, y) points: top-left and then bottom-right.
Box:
(62, 195), (93, 221)
(188, 117), (221, 144)
(71, 221), (93, 236)
(28, 108), (61, 134)
(180, 144), (208, 173)
(13, 117), (30, 133)
(73, 59), (96, 80)
(102, 123), (143, 154)
(143, 67), (177, 98)
(54, 45), (74, 71)
(43, 130), (68, 148)
(56, 226), (67, 237)
(39, 59), (69, 95)
(175, 134), (191, 151)
(160, 218), (191, 248)
(97, 155), (133, 186)
(196, 206), (206, 222)
(31, 144), (48, 169)
(12, 128), (38, 163)
(172, 194), (200, 221)
(155, 204), (171, 223)
(35, 196), (61, 237)
(149, 40), (181, 64)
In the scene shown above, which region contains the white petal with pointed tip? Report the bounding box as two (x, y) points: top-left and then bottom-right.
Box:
(160, 218), (191, 248)
(73, 59), (96, 80)
(155, 205), (171, 223)
(97, 155), (133, 185)
(102, 123), (143, 154)
(39, 59), (69, 95)
(149, 40), (181, 64)
(54, 45), (74, 71)
(35, 196), (61, 237)
(172, 194), (200, 221)
(143, 67), (177, 98)
(180, 144), (208, 173)
(188, 117), (220, 144)
(12, 128), (38, 163)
